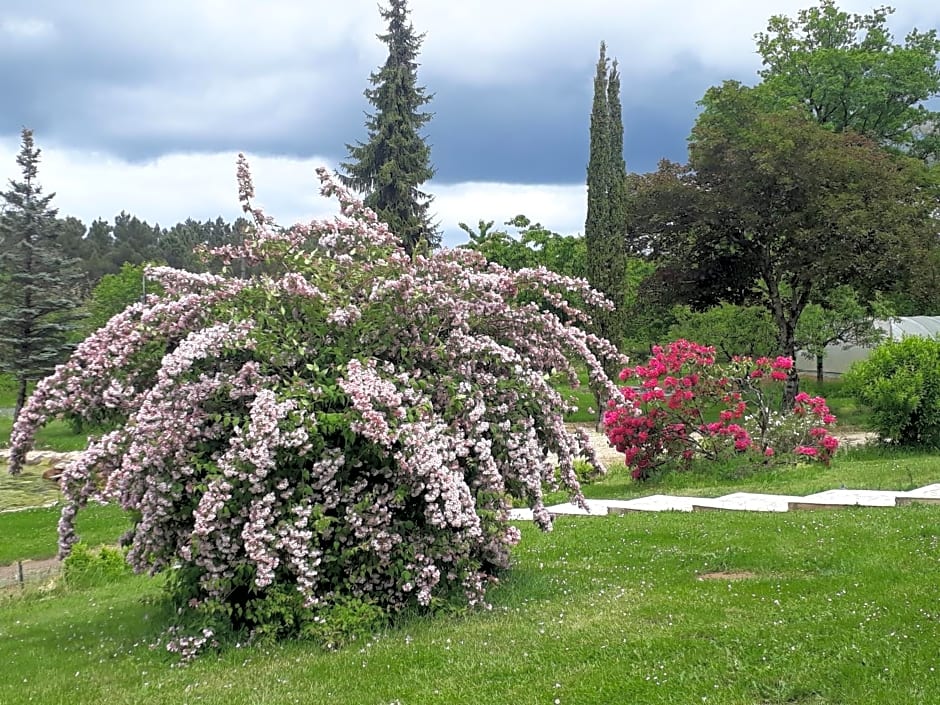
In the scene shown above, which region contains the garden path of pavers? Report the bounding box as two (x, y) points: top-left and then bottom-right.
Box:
(508, 484), (940, 521)
(508, 428), (931, 520)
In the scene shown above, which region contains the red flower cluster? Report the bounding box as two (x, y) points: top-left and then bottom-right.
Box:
(605, 340), (839, 480)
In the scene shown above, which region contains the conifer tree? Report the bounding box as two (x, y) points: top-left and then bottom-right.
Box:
(585, 43), (628, 353)
(341, 0), (438, 254)
(0, 129), (84, 419)
(606, 61), (628, 252)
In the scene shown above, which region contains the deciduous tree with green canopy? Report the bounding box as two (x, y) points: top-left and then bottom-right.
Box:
(635, 83), (936, 406)
(795, 286), (892, 383)
(668, 303), (778, 362)
(756, 0), (940, 161)
(460, 216), (586, 279)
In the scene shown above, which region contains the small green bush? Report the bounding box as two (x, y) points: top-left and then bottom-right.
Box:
(844, 336), (940, 447)
(62, 543), (131, 588)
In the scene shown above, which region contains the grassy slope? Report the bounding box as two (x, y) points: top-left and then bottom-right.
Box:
(2, 507), (940, 704)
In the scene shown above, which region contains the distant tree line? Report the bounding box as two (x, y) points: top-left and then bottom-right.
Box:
(55, 211), (250, 296)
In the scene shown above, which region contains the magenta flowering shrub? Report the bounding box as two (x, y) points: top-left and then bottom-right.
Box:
(604, 340), (839, 480)
(9, 157), (624, 652)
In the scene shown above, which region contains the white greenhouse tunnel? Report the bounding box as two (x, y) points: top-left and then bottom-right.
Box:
(795, 316), (940, 377)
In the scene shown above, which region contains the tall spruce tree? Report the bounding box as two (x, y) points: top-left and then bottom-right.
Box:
(0, 129), (84, 420)
(585, 43), (628, 352)
(341, 0), (438, 255)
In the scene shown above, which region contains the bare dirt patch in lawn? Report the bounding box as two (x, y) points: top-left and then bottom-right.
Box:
(697, 570), (758, 581)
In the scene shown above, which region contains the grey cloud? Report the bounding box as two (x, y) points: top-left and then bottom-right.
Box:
(2, 0), (938, 188)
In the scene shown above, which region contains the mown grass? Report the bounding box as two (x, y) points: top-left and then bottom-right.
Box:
(0, 504), (130, 565)
(5, 445), (938, 565)
(800, 377), (870, 431)
(554, 366), (597, 424)
(2, 506), (940, 704)
(0, 373), (19, 409)
(0, 417), (88, 452)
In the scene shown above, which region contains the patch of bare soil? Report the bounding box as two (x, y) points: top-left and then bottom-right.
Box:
(697, 571), (758, 581)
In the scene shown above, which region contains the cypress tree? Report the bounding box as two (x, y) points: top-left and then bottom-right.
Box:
(341, 0), (439, 255)
(585, 43), (628, 349)
(585, 42), (611, 276)
(606, 60), (628, 253)
(0, 128), (84, 420)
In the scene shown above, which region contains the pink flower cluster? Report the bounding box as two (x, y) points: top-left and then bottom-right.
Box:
(604, 340), (839, 479)
(8, 157), (624, 655)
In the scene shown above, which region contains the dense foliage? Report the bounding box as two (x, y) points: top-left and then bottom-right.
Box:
(604, 340), (839, 480)
(794, 285), (890, 383)
(8, 158), (624, 657)
(629, 83), (935, 405)
(461, 216), (587, 279)
(668, 303), (778, 362)
(844, 337), (940, 447)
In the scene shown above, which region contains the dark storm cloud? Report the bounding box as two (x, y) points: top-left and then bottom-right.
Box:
(3, 0), (937, 191)
(0, 0), (720, 186)
(426, 58), (717, 182)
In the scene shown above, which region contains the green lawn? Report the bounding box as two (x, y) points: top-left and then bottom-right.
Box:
(2, 505), (940, 704)
(0, 417), (88, 452)
(554, 366), (598, 424)
(5, 445), (937, 565)
(3, 368), (927, 703)
(800, 377), (871, 431)
(0, 504), (130, 565)
(0, 373), (19, 409)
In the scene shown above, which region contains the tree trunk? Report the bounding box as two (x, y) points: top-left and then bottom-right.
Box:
(13, 376), (27, 424)
(781, 327), (800, 410)
(595, 392), (604, 432)
(816, 354), (824, 385)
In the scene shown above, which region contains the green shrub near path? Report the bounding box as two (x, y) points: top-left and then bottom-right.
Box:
(844, 336), (940, 447)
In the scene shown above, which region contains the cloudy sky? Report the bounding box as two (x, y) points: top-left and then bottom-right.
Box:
(2, 1), (938, 246)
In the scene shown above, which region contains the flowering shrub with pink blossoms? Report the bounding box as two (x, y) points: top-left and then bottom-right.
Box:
(8, 157), (624, 656)
(604, 340), (839, 480)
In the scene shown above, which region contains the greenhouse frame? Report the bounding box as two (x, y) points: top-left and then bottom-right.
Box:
(796, 316), (940, 377)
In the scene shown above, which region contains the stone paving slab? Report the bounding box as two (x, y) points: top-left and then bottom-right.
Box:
(605, 495), (702, 513)
(691, 492), (805, 513)
(508, 508), (534, 521)
(896, 483), (940, 506)
(545, 499), (613, 516)
(788, 489), (908, 510)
